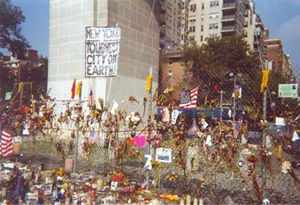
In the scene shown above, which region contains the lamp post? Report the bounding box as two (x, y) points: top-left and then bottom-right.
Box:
(229, 72), (242, 122)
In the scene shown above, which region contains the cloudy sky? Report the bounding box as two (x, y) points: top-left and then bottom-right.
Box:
(8, 0), (300, 72)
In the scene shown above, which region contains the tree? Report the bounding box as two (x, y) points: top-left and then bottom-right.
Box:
(267, 71), (300, 123)
(182, 35), (262, 106)
(0, 0), (30, 58)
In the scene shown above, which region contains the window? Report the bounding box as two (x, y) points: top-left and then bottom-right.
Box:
(189, 26), (195, 32)
(209, 12), (219, 19)
(201, 25), (204, 31)
(200, 35), (203, 41)
(167, 4), (172, 10)
(210, 1), (219, 7)
(190, 4), (196, 11)
(209, 33), (218, 38)
(168, 70), (173, 80)
(202, 3), (204, 9)
(209, 23), (218, 29)
(167, 14), (172, 22)
(189, 19), (196, 23)
(190, 36), (195, 42)
(201, 14), (205, 21)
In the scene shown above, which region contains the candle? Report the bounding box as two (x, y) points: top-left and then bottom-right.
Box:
(199, 198), (204, 205)
(52, 188), (57, 198)
(45, 176), (49, 184)
(2, 187), (6, 198)
(35, 173), (39, 184)
(180, 199), (184, 205)
(65, 196), (71, 205)
(16, 176), (23, 194)
(87, 196), (92, 205)
(193, 198), (198, 205)
(97, 178), (103, 192)
(70, 184), (75, 195)
(186, 195), (191, 205)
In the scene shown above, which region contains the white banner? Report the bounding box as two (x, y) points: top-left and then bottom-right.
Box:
(85, 27), (121, 77)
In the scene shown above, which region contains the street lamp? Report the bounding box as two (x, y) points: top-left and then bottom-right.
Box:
(229, 72), (243, 122)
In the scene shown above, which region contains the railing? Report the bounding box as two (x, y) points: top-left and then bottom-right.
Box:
(222, 3), (236, 8)
(222, 15), (235, 20)
(221, 25), (235, 31)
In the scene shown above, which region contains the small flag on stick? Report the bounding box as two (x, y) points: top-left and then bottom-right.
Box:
(88, 89), (95, 107)
(71, 79), (76, 99)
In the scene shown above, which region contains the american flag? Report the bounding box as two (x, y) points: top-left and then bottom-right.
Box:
(88, 131), (98, 144)
(179, 86), (199, 109)
(88, 89), (95, 107)
(0, 130), (14, 158)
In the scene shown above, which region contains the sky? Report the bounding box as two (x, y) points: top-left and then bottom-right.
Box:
(6, 0), (300, 71)
(255, 0), (300, 72)
(10, 0), (49, 58)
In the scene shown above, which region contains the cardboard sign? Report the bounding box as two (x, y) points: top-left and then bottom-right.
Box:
(85, 27), (121, 77)
(155, 148), (172, 163)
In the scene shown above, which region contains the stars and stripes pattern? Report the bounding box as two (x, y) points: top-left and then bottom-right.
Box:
(0, 130), (14, 158)
(179, 86), (199, 109)
(88, 131), (98, 144)
(88, 89), (95, 107)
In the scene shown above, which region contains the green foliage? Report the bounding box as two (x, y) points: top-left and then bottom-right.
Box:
(267, 71), (299, 122)
(0, 0), (30, 58)
(182, 35), (262, 106)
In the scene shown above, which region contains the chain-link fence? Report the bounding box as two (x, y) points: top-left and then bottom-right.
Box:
(1, 52), (300, 203)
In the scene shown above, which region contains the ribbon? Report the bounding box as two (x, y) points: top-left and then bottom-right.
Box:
(260, 70), (269, 93)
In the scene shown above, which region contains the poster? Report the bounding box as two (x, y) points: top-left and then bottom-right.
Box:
(5, 92), (12, 100)
(278, 84), (298, 98)
(156, 148), (172, 163)
(85, 27), (121, 77)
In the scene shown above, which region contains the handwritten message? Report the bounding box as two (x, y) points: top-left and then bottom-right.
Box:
(85, 27), (121, 77)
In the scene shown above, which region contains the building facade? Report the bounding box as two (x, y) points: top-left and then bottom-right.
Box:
(264, 39), (283, 73)
(48, 0), (160, 112)
(159, 0), (183, 51)
(187, 0), (247, 45)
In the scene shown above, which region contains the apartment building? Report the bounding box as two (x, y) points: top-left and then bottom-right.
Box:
(184, 0), (268, 65)
(244, 0), (266, 64)
(282, 54), (296, 83)
(264, 39), (283, 73)
(159, 0), (183, 51)
(180, 0), (190, 45)
(187, 0), (246, 44)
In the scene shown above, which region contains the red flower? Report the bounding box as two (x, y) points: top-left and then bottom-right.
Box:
(24, 107), (30, 114)
(113, 175), (123, 182)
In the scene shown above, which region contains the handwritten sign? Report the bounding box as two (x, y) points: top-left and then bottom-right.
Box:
(156, 148), (172, 163)
(85, 27), (121, 77)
